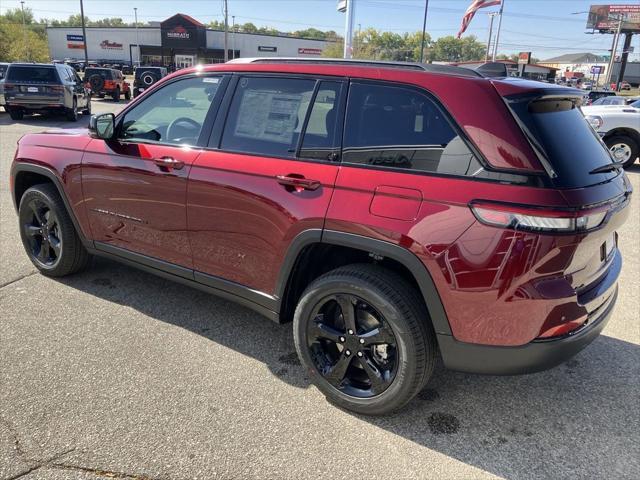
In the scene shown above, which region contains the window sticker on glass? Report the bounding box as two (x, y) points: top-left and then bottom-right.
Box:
(203, 77), (219, 84)
(234, 90), (302, 144)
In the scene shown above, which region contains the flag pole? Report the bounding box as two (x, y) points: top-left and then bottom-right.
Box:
(492, 0), (504, 61)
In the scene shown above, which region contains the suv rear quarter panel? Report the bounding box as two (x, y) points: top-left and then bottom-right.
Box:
(326, 167), (575, 346)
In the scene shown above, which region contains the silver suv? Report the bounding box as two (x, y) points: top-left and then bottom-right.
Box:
(3, 63), (91, 121)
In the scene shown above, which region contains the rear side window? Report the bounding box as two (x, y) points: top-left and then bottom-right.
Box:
(343, 82), (481, 176)
(7, 66), (59, 83)
(221, 77), (316, 158)
(508, 97), (617, 187)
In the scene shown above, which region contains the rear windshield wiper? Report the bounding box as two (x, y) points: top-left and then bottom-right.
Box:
(589, 162), (625, 174)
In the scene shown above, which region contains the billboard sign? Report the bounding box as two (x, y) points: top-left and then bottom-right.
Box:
(587, 5), (640, 32)
(258, 46), (277, 52)
(518, 52), (532, 65)
(591, 65), (605, 74)
(337, 0), (347, 13)
(66, 34), (84, 42)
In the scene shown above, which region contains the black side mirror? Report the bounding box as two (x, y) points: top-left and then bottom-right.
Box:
(89, 113), (115, 140)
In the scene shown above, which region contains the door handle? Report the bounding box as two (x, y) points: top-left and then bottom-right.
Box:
(154, 156), (184, 171)
(276, 174), (321, 192)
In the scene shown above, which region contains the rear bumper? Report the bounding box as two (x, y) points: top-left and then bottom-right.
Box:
(6, 99), (66, 109)
(439, 285), (618, 375)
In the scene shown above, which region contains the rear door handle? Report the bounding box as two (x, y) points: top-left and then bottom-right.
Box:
(154, 156), (184, 171)
(276, 174), (321, 192)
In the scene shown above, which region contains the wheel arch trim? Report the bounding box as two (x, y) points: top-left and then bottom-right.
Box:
(11, 162), (93, 248)
(276, 229), (452, 336)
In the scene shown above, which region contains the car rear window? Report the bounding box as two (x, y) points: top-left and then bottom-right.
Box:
(508, 96), (618, 188)
(7, 66), (59, 83)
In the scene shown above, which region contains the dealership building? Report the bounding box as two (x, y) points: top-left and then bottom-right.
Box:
(47, 13), (332, 68)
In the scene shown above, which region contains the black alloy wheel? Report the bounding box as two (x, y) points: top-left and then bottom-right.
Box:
(18, 184), (90, 277)
(22, 198), (62, 268)
(294, 264), (437, 415)
(306, 294), (398, 398)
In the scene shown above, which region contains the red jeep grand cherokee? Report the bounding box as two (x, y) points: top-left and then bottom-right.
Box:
(10, 59), (632, 414)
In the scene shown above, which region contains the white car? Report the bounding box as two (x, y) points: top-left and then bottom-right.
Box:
(582, 102), (640, 168)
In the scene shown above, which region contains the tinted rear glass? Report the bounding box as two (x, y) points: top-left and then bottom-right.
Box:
(7, 66), (59, 83)
(509, 97), (618, 188)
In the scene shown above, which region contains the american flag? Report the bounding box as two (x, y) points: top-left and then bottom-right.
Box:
(457, 0), (502, 38)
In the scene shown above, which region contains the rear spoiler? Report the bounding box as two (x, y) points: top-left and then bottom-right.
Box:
(458, 62), (508, 78)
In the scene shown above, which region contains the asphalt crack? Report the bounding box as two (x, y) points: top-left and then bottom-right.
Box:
(0, 271), (38, 290)
(1, 417), (163, 480)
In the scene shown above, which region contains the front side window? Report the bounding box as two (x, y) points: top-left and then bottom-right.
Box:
(119, 76), (222, 146)
(221, 76), (316, 158)
(343, 82), (480, 176)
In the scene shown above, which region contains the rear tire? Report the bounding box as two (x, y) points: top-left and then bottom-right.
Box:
(124, 89), (131, 100)
(9, 108), (24, 120)
(18, 184), (90, 277)
(605, 135), (639, 168)
(66, 98), (78, 122)
(293, 264), (437, 415)
(112, 87), (120, 102)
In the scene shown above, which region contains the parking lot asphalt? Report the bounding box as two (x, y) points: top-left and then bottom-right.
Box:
(1, 100), (639, 480)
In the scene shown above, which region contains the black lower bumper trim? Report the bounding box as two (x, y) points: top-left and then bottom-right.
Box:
(438, 286), (618, 375)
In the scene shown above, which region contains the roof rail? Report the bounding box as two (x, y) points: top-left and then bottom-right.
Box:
(228, 57), (482, 77)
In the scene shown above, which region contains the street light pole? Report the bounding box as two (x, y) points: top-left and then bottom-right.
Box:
(223, 0), (229, 62)
(343, 0), (356, 58)
(20, 1), (28, 61)
(419, 0), (429, 63)
(232, 15), (235, 60)
(134, 7), (140, 67)
(79, 0), (89, 65)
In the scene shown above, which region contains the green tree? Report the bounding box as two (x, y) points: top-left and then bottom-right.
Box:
(1, 8), (49, 62)
(429, 35), (485, 62)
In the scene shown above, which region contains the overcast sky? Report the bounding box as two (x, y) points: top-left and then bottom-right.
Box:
(1, 0), (639, 61)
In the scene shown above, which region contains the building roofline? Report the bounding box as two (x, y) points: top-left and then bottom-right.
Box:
(45, 25), (334, 43)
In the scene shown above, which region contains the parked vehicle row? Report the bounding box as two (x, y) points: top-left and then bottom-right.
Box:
(10, 59), (632, 414)
(2, 63), (91, 121)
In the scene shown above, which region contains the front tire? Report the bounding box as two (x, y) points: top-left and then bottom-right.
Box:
(293, 264), (437, 415)
(606, 135), (639, 168)
(112, 87), (120, 102)
(82, 96), (92, 115)
(18, 184), (90, 277)
(124, 89), (131, 100)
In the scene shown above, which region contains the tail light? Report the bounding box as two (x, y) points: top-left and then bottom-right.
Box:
(3, 83), (15, 91)
(470, 201), (608, 233)
(48, 85), (64, 93)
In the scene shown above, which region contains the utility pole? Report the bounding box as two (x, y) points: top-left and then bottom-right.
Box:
(20, 1), (28, 61)
(343, 0), (356, 59)
(79, 0), (89, 65)
(605, 14), (623, 89)
(419, 0), (429, 63)
(486, 12), (498, 62)
(134, 7), (140, 67)
(492, 0), (504, 61)
(231, 15), (236, 59)
(223, 0), (229, 62)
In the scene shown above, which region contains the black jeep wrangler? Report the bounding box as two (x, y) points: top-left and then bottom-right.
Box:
(133, 66), (168, 98)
